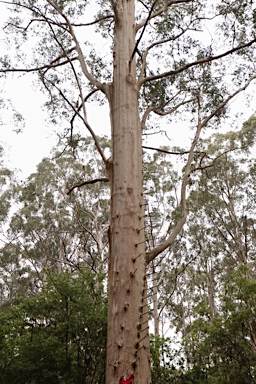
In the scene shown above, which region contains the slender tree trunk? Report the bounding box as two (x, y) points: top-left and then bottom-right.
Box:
(152, 263), (159, 338)
(106, 1), (151, 383)
(57, 237), (64, 274)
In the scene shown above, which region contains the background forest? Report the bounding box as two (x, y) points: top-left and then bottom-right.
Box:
(0, 115), (256, 383)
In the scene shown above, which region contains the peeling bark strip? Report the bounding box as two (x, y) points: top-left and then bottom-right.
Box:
(106, 1), (151, 383)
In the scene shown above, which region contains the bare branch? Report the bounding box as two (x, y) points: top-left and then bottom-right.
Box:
(146, 110), (202, 264)
(69, 14), (114, 27)
(0, 58), (78, 74)
(141, 91), (182, 129)
(4, 14), (69, 33)
(142, 146), (191, 155)
(49, 46), (76, 65)
(70, 89), (98, 146)
(138, 0), (150, 10)
(67, 178), (109, 195)
(46, 0), (107, 95)
(141, 106), (155, 130)
(5, 18), (53, 31)
(191, 144), (252, 173)
(139, 38), (256, 87)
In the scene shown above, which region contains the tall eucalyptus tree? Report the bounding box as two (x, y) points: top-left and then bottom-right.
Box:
(1, 1), (256, 382)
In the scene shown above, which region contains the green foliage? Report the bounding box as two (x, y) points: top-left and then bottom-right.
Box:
(180, 268), (256, 383)
(143, 148), (178, 247)
(150, 335), (180, 384)
(159, 116), (256, 384)
(0, 270), (107, 384)
(1, 136), (110, 302)
(0, 146), (13, 223)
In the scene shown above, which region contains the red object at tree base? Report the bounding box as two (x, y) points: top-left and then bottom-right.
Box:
(119, 373), (134, 383)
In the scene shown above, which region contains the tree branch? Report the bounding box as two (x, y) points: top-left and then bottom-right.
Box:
(140, 92), (194, 130)
(47, 80), (108, 165)
(137, 31), (186, 85)
(0, 58), (78, 74)
(199, 75), (256, 129)
(49, 46), (76, 65)
(67, 178), (109, 195)
(142, 146), (191, 155)
(41, 19), (108, 166)
(70, 89), (98, 147)
(153, 97), (196, 117)
(5, 17), (65, 32)
(145, 119), (197, 263)
(68, 15), (114, 27)
(190, 147), (241, 173)
(46, 0), (107, 95)
(139, 38), (256, 87)
(141, 90), (182, 129)
(129, 0), (159, 67)
(146, 73), (256, 263)
(157, 254), (197, 319)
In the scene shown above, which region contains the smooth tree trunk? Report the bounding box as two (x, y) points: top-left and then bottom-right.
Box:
(106, 1), (151, 383)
